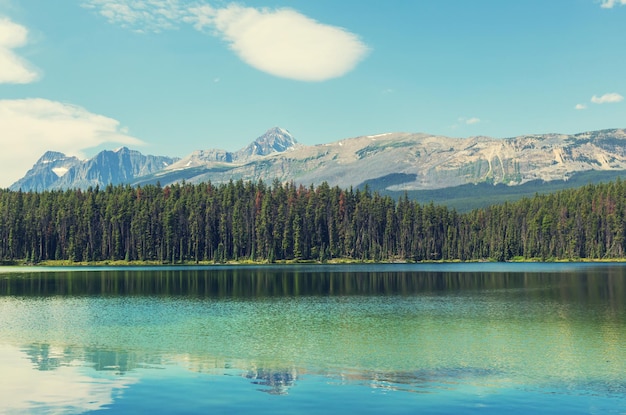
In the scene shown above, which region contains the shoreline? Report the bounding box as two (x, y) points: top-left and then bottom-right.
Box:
(3, 257), (626, 267)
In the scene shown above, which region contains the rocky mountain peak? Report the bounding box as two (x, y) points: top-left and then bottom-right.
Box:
(113, 146), (131, 154)
(36, 151), (71, 164)
(238, 127), (298, 158)
(13, 127), (626, 197)
(10, 148), (178, 191)
(10, 152), (82, 191)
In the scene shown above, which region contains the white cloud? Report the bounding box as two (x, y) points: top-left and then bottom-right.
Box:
(575, 103), (587, 110)
(600, 0), (626, 8)
(0, 17), (39, 83)
(591, 92), (624, 104)
(82, 0), (185, 32)
(188, 5), (369, 81)
(82, 1), (369, 81)
(0, 99), (144, 188)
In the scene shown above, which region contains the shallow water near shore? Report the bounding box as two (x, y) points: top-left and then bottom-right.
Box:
(1, 263), (625, 414)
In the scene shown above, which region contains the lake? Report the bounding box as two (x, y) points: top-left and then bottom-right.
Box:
(1, 263), (625, 414)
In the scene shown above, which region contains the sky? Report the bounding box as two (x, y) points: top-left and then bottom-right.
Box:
(0, 0), (625, 188)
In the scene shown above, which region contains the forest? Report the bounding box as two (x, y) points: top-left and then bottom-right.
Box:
(1, 178), (625, 263)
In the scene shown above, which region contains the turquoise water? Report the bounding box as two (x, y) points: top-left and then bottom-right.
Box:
(0, 263), (625, 414)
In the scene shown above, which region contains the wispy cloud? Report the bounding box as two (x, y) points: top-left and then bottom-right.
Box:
(82, 1), (369, 81)
(81, 0), (185, 32)
(0, 17), (39, 83)
(600, 0), (626, 8)
(458, 117), (481, 125)
(0, 99), (144, 187)
(575, 103), (587, 110)
(450, 117), (482, 130)
(591, 92), (624, 104)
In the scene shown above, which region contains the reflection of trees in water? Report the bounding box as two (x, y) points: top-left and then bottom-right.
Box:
(23, 344), (66, 371)
(83, 348), (141, 374)
(22, 343), (158, 375)
(16, 343), (626, 397)
(3, 268), (626, 312)
(22, 343), (303, 396)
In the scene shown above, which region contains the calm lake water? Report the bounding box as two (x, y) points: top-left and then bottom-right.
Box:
(0, 263), (625, 414)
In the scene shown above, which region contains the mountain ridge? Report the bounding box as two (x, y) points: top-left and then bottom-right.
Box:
(10, 152), (82, 192)
(163, 127), (299, 172)
(10, 127), (626, 198)
(147, 127), (626, 191)
(10, 148), (178, 192)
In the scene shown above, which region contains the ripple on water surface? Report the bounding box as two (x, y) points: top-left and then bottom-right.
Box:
(0, 264), (625, 414)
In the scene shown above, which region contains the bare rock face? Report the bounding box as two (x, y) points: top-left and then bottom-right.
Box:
(179, 128), (626, 191)
(164, 127), (298, 172)
(10, 152), (81, 191)
(235, 127), (298, 159)
(11, 148), (178, 191)
(13, 127), (626, 192)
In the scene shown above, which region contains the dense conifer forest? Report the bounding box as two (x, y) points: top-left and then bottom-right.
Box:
(1, 178), (626, 263)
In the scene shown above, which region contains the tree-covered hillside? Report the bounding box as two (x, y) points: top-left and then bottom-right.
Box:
(1, 179), (625, 263)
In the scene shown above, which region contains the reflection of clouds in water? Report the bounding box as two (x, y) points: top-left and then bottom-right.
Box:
(0, 344), (138, 414)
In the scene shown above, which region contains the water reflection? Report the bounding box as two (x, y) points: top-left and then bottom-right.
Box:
(6, 339), (625, 413)
(1, 265), (625, 309)
(245, 367), (299, 395)
(1, 264), (626, 413)
(0, 342), (515, 403)
(0, 343), (138, 414)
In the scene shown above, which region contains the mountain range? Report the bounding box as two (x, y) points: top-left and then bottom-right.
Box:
(10, 127), (626, 208)
(11, 147), (178, 192)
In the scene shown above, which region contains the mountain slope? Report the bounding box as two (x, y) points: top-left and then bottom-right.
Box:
(141, 128), (626, 191)
(236, 127), (299, 158)
(52, 147), (178, 190)
(11, 128), (626, 199)
(135, 127), (300, 186)
(10, 152), (81, 191)
(11, 148), (178, 191)
(164, 126), (298, 171)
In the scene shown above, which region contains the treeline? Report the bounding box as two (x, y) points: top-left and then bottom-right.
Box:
(1, 178), (626, 263)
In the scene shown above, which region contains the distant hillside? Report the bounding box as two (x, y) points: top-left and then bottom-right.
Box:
(11, 127), (626, 210)
(366, 170), (626, 212)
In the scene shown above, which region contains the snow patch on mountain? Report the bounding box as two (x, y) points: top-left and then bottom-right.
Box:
(52, 167), (69, 177)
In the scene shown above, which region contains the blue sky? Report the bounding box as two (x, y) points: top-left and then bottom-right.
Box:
(0, 0), (625, 187)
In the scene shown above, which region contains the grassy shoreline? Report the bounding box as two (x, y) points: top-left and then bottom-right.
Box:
(2, 257), (626, 267)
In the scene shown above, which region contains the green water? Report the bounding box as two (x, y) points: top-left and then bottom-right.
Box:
(0, 263), (625, 413)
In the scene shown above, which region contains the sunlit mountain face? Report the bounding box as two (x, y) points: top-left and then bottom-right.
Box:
(12, 128), (626, 197)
